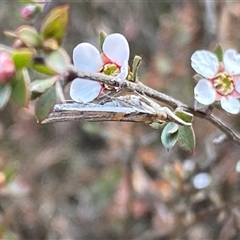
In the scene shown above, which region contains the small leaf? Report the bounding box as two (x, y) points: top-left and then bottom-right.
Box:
(40, 5), (69, 45)
(6, 26), (41, 48)
(35, 86), (57, 123)
(32, 64), (56, 76)
(31, 92), (42, 100)
(177, 126), (195, 153)
(99, 31), (107, 52)
(0, 84), (12, 110)
(30, 76), (58, 93)
(214, 43), (223, 62)
(166, 122), (179, 134)
(17, 25), (41, 48)
(132, 55), (142, 81)
(55, 80), (65, 102)
(12, 49), (34, 69)
(175, 109), (193, 123)
(161, 122), (179, 150)
(5, 26), (41, 48)
(11, 69), (30, 107)
(4, 30), (17, 38)
(45, 47), (70, 74)
(193, 74), (203, 82)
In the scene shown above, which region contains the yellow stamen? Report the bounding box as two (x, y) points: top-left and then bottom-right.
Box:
(212, 72), (234, 95)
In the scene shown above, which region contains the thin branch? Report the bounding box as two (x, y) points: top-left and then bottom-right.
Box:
(63, 65), (240, 146)
(67, 65), (184, 109)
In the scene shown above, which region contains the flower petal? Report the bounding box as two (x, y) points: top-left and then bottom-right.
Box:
(221, 96), (240, 114)
(116, 60), (128, 80)
(223, 49), (240, 75)
(235, 77), (240, 94)
(73, 43), (102, 72)
(70, 78), (102, 103)
(103, 33), (130, 66)
(194, 79), (216, 105)
(191, 50), (219, 78)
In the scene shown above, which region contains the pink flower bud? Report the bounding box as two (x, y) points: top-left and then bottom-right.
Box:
(0, 52), (15, 83)
(13, 39), (25, 49)
(20, 4), (37, 21)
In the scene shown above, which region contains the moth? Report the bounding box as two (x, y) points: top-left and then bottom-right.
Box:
(42, 94), (192, 126)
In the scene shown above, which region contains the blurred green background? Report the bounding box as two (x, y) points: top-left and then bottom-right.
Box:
(1, 1), (240, 239)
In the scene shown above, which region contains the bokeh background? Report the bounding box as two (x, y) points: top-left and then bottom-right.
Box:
(1, 1), (240, 239)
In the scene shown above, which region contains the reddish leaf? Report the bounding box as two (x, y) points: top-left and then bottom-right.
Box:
(40, 5), (69, 45)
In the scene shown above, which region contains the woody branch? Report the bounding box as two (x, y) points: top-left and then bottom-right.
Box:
(63, 64), (240, 145)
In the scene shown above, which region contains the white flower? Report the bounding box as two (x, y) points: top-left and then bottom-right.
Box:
(70, 33), (129, 103)
(191, 49), (240, 114)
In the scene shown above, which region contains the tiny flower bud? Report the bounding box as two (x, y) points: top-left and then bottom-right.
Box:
(20, 4), (38, 21)
(42, 38), (59, 52)
(13, 39), (26, 49)
(0, 52), (15, 83)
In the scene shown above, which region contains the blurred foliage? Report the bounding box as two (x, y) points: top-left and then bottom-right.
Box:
(1, 1), (240, 239)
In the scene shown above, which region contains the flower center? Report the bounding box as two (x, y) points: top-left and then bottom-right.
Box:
(100, 63), (120, 91)
(212, 72), (234, 95)
(101, 63), (120, 76)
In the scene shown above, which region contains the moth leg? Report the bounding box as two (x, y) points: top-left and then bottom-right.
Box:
(161, 107), (191, 126)
(98, 95), (117, 105)
(133, 92), (191, 126)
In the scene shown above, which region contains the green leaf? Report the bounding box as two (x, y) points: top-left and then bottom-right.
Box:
(175, 109), (193, 123)
(45, 47), (70, 74)
(161, 122), (179, 150)
(4, 30), (18, 38)
(31, 91), (42, 100)
(6, 26), (41, 48)
(35, 86), (57, 123)
(30, 76), (58, 93)
(0, 84), (12, 110)
(99, 31), (107, 52)
(132, 55), (142, 81)
(193, 74), (203, 82)
(40, 5), (69, 45)
(11, 69), (30, 107)
(177, 126), (195, 153)
(17, 26), (41, 48)
(214, 44), (223, 62)
(12, 49), (33, 69)
(32, 64), (56, 76)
